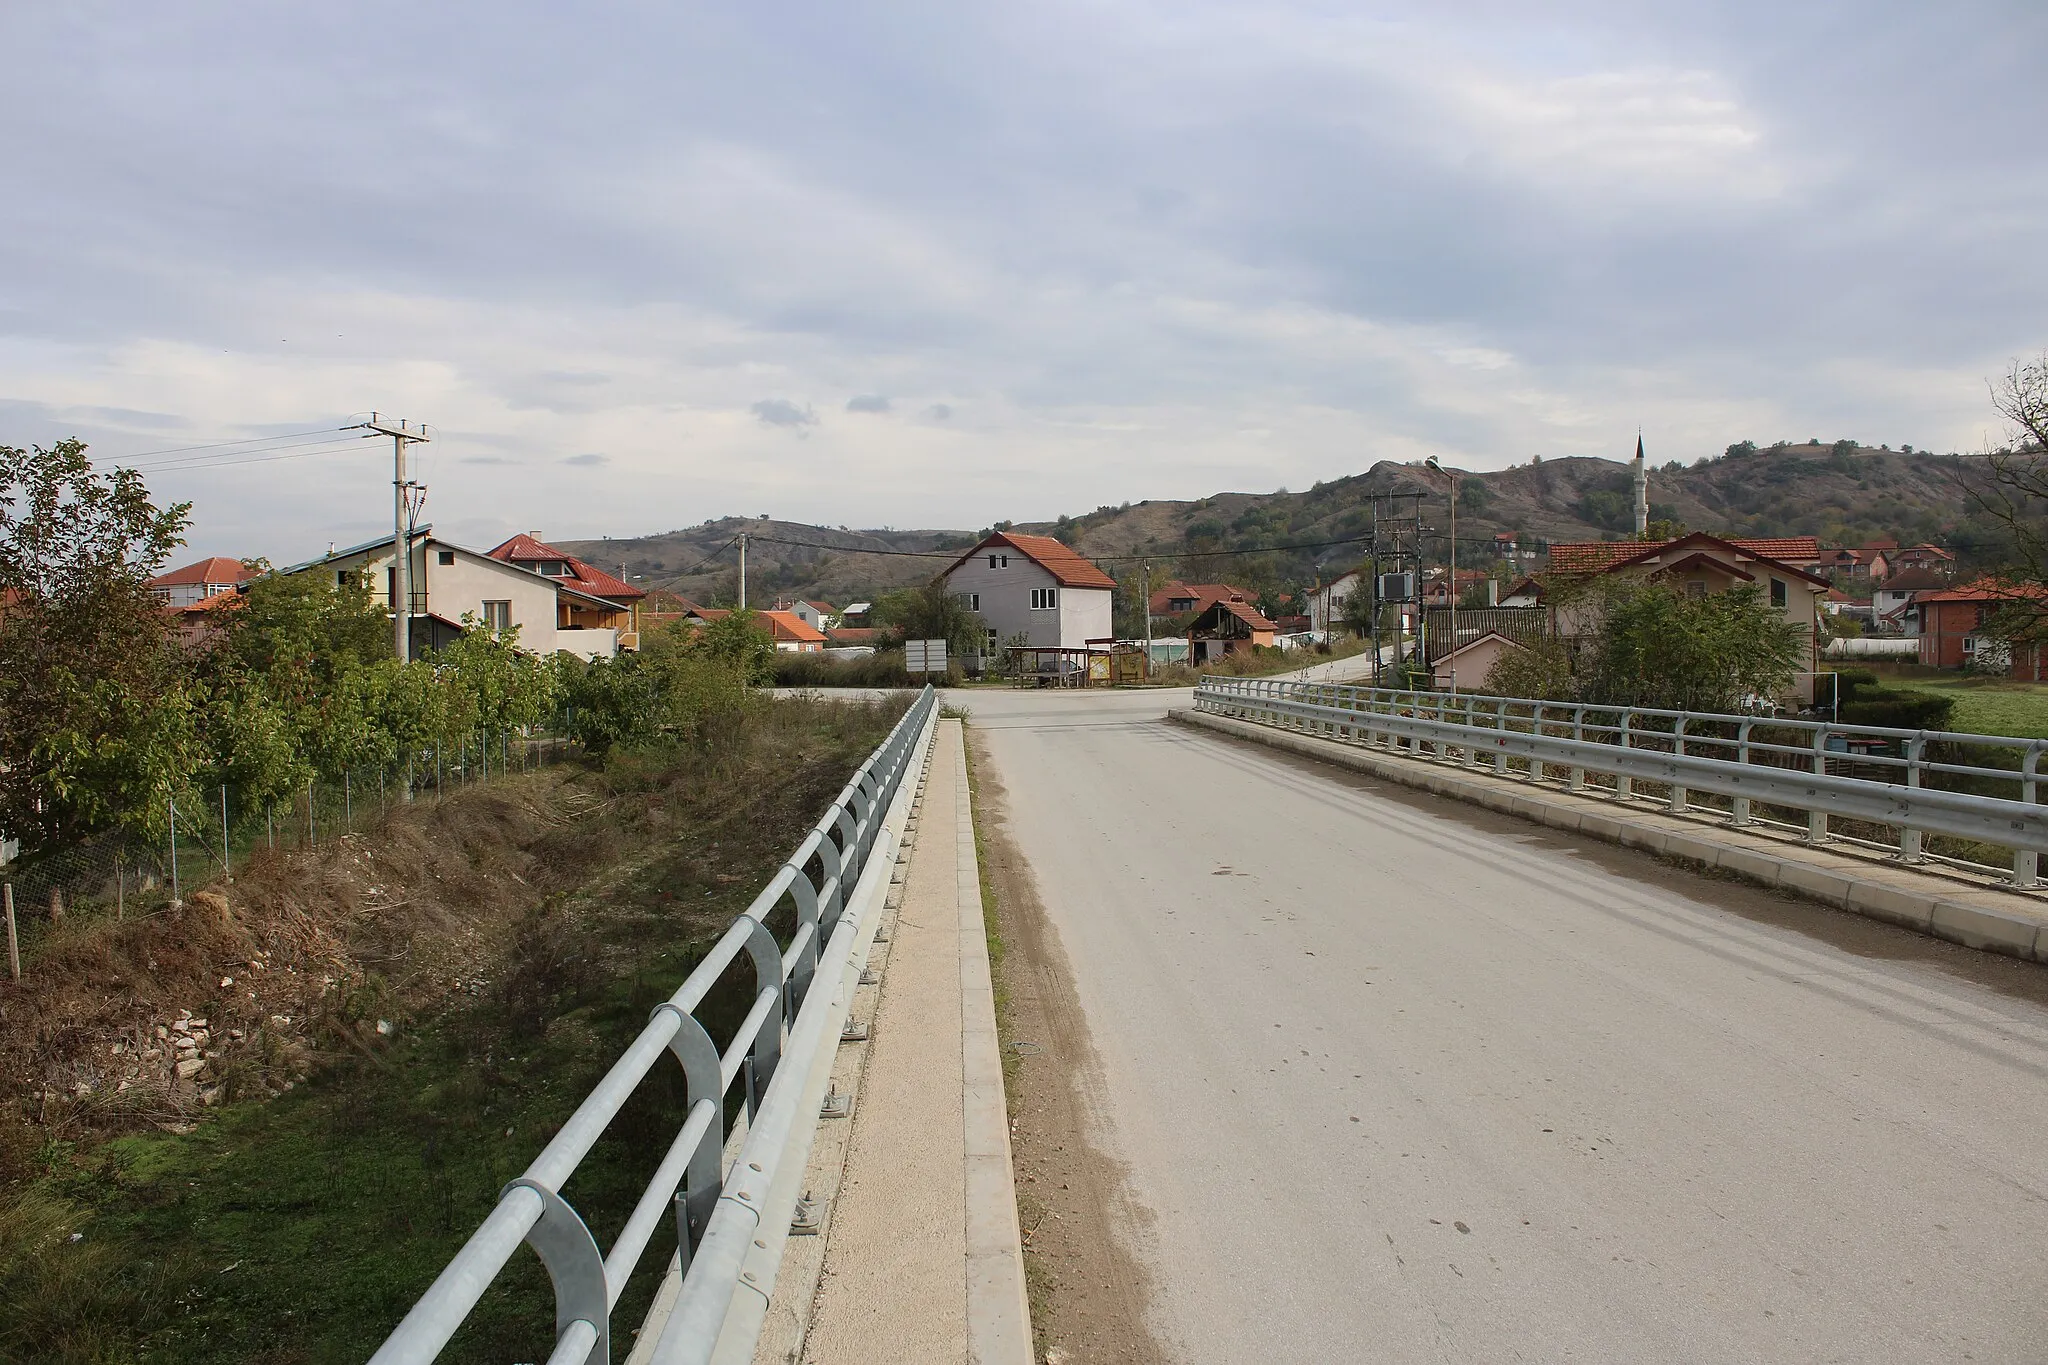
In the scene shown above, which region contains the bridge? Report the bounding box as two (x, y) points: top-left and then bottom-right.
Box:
(374, 680), (2048, 1362)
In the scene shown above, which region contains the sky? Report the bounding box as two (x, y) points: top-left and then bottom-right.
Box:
(3, 1), (2045, 563)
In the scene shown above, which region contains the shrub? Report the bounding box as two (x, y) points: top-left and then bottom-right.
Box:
(1839, 690), (1955, 731)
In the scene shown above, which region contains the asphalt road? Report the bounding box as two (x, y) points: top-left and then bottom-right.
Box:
(956, 686), (2048, 1364)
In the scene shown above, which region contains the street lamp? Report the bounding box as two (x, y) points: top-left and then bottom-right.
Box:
(1426, 456), (1457, 694)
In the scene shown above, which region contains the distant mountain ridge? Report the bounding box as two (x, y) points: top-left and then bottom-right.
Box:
(559, 444), (1983, 612)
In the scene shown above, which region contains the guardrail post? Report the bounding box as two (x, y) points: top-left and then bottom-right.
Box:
(1807, 728), (1829, 844)
(1669, 717), (1688, 814)
(1730, 721), (1753, 826)
(503, 1179), (610, 1365)
(1492, 698), (1508, 775)
(1569, 706), (1586, 792)
(2016, 743), (2042, 888)
(654, 1006), (726, 1276)
(1615, 711), (1633, 801)
(1897, 735), (1925, 862)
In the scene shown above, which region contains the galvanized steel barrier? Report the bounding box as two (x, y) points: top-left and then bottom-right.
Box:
(369, 686), (940, 1365)
(1195, 677), (2048, 886)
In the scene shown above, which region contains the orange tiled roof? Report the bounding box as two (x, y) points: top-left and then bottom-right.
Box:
(147, 556), (254, 588)
(761, 609), (827, 644)
(946, 532), (1116, 589)
(1914, 579), (2047, 605)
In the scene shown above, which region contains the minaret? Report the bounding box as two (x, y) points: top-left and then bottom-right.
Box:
(1631, 432), (1648, 539)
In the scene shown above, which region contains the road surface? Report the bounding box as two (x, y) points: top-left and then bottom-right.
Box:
(958, 686), (2048, 1363)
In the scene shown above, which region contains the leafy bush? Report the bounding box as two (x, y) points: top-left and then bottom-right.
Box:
(772, 650), (945, 688)
(1839, 690), (1956, 731)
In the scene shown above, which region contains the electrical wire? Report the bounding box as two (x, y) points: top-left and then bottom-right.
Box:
(106, 427), (346, 461)
(120, 437), (378, 475)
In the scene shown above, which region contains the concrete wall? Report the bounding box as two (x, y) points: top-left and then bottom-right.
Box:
(945, 555), (1113, 650)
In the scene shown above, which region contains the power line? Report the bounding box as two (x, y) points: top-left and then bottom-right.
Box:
(104, 427), (346, 461)
(741, 530), (1378, 565)
(124, 437), (377, 476)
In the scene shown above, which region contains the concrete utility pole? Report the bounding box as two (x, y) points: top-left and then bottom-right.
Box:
(352, 414), (431, 661)
(1141, 559), (1153, 671)
(1427, 456), (1458, 693)
(738, 532), (748, 610)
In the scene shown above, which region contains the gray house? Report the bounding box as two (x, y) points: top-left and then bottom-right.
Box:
(941, 531), (1115, 654)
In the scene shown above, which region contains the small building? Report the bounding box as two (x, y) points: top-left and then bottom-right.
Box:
(839, 601), (875, 628)
(941, 531), (1115, 654)
(1824, 546), (1892, 581)
(146, 556), (254, 607)
(1151, 581), (1256, 619)
(761, 609), (826, 652)
(1871, 567), (1949, 632)
(783, 599), (836, 632)
(1891, 544), (1956, 577)
(1430, 632), (1523, 691)
(1186, 598), (1278, 663)
(1305, 571), (1363, 634)
(1499, 576), (1543, 607)
(1911, 582), (2044, 671)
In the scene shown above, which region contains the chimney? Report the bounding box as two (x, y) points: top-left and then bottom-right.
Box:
(529, 530), (543, 540)
(1631, 433), (1649, 539)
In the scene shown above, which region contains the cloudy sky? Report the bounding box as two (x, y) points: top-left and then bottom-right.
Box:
(3, 2), (2044, 561)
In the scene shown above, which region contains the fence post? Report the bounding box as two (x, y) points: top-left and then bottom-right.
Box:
(1806, 728), (1829, 844)
(49, 887), (63, 925)
(1897, 735), (1924, 862)
(3, 884), (15, 983)
(308, 779), (316, 846)
(1669, 717), (1688, 814)
(169, 791), (180, 904)
(221, 784), (231, 880)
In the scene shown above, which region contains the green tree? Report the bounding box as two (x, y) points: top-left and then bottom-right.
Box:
(695, 609), (777, 685)
(874, 580), (985, 658)
(0, 440), (198, 844)
(1525, 577), (1805, 711)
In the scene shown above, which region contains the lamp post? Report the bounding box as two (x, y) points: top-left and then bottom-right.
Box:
(1427, 456), (1457, 694)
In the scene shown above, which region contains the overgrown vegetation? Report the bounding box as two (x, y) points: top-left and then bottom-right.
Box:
(0, 691), (908, 1365)
(1484, 577), (1803, 712)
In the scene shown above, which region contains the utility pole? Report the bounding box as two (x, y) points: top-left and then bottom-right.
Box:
(738, 532), (748, 610)
(1427, 456), (1458, 693)
(350, 414), (431, 662)
(1142, 559), (1153, 673)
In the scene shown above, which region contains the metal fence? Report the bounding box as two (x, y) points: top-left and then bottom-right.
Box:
(1194, 677), (2048, 886)
(0, 734), (573, 979)
(369, 685), (940, 1365)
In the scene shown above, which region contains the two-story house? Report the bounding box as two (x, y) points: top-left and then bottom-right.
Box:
(942, 532), (1114, 655)
(486, 533), (647, 654)
(285, 529), (618, 658)
(146, 556), (255, 607)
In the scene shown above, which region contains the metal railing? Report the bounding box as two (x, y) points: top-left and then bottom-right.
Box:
(369, 686), (940, 1365)
(1195, 677), (2048, 886)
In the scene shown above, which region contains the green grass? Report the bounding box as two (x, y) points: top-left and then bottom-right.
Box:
(2, 699), (904, 1365)
(1857, 664), (2048, 739)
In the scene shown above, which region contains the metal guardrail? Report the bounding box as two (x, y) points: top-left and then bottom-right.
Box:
(1195, 677), (2048, 886)
(369, 686), (940, 1365)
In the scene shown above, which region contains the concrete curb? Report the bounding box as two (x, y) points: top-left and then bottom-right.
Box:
(1172, 707), (2048, 965)
(951, 720), (1035, 1365)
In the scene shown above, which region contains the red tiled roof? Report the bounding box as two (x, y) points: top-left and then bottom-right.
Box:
(147, 556), (253, 588)
(1548, 534), (1825, 580)
(1877, 567), (1950, 593)
(1914, 579), (2047, 605)
(486, 533), (646, 601)
(1151, 581), (1253, 614)
(944, 532), (1116, 589)
(827, 627), (881, 644)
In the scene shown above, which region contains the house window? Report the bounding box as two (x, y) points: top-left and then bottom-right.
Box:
(961, 592), (980, 611)
(1031, 587), (1058, 610)
(1686, 580), (1706, 599)
(986, 626), (1000, 648)
(482, 600), (512, 633)
(537, 561), (570, 577)
(438, 550), (455, 566)
(1770, 578), (1787, 608)
(987, 554), (1010, 569)
(338, 570), (350, 588)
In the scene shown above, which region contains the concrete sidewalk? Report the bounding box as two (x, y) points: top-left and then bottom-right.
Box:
(756, 719), (1031, 1365)
(1177, 706), (2048, 963)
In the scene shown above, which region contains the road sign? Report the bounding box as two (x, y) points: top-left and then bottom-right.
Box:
(905, 638), (948, 675)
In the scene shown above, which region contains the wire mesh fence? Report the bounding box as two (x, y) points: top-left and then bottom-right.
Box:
(0, 732), (576, 981)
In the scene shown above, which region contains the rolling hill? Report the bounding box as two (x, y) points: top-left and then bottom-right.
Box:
(559, 444), (1990, 615)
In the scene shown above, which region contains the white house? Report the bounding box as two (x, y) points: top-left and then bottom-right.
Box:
(783, 599), (835, 632)
(941, 531), (1115, 654)
(146, 556), (254, 607)
(1306, 570), (1364, 633)
(283, 529), (621, 659)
